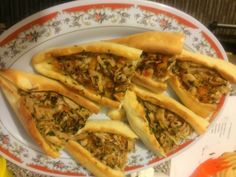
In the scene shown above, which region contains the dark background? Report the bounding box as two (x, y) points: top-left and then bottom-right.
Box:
(0, 0), (235, 52)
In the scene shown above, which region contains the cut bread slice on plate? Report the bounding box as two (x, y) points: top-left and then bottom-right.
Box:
(32, 41), (142, 109)
(169, 50), (236, 118)
(123, 86), (209, 156)
(0, 69), (99, 158)
(109, 31), (184, 93)
(65, 120), (137, 177)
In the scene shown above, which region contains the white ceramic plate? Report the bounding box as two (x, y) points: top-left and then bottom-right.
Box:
(0, 0), (227, 176)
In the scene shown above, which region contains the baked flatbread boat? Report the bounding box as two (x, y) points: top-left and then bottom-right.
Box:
(32, 42), (142, 108)
(0, 69), (99, 158)
(65, 120), (137, 177)
(123, 86), (209, 156)
(110, 31), (184, 92)
(170, 50), (236, 118)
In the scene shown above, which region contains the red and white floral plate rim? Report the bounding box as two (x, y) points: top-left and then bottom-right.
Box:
(0, 0), (228, 176)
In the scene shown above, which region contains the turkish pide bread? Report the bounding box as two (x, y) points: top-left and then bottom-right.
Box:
(32, 42), (142, 109)
(0, 69), (100, 158)
(169, 49), (236, 118)
(65, 120), (137, 177)
(109, 31), (184, 92)
(123, 86), (209, 156)
(109, 31), (184, 55)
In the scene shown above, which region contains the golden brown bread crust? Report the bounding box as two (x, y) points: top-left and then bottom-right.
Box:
(18, 98), (60, 158)
(109, 31), (184, 93)
(123, 90), (166, 157)
(169, 76), (217, 118)
(109, 31), (184, 55)
(175, 50), (236, 83)
(66, 140), (124, 177)
(32, 42), (142, 64)
(133, 86), (209, 134)
(32, 42), (142, 108)
(65, 120), (137, 177)
(169, 49), (236, 118)
(32, 59), (121, 108)
(107, 107), (126, 121)
(132, 73), (167, 93)
(77, 120), (138, 139)
(0, 73), (60, 158)
(0, 69), (100, 113)
(123, 87), (209, 156)
(0, 69), (100, 158)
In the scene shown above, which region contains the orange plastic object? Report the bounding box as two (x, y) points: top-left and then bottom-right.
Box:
(190, 157), (229, 177)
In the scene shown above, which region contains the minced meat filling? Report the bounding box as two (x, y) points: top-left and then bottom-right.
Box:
(19, 90), (91, 151)
(136, 53), (174, 81)
(76, 132), (134, 170)
(138, 98), (193, 153)
(172, 61), (230, 104)
(54, 52), (136, 100)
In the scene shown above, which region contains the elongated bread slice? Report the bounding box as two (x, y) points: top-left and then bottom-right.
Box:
(169, 49), (236, 118)
(123, 86), (209, 156)
(0, 69), (100, 158)
(109, 31), (184, 92)
(32, 42), (142, 109)
(109, 31), (184, 55)
(65, 120), (137, 177)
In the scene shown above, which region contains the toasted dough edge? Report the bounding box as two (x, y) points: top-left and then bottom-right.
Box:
(32, 41), (142, 64)
(33, 61), (120, 108)
(133, 86), (209, 134)
(66, 120), (138, 177)
(66, 140), (124, 177)
(109, 32), (182, 93)
(123, 90), (166, 157)
(109, 31), (184, 55)
(132, 73), (167, 93)
(169, 76), (217, 118)
(65, 120), (138, 177)
(0, 69), (100, 113)
(176, 50), (236, 83)
(32, 42), (142, 108)
(77, 120), (137, 139)
(0, 74), (60, 158)
(107, 107), (126, 121)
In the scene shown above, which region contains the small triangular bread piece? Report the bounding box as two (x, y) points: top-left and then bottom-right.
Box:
(169, 50), (236, 118)
(123, 86), (209, 156)
(0, 69), (100, 158)
(109, 31), (184, 92)
(107, 107), (126, 121)
(32, 42), (142, 109)
(65, 120), (137, 177)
